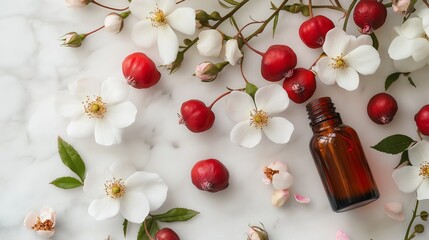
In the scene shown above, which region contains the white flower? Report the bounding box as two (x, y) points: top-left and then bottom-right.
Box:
(55, 77), (137, 146)
(197, 29), (223, 57)
(314, 27), (380, 91)
(129, 0), (196, 64)
(225, 85), (294, 148)
(272, 189), (290, 207)
(388, 16), (429, 71)
(24, 207), (56, 238)
(83, 161), (168, 223)
(224, 38), (243, 66)
(262, 161), (293, 190)
(65, 0), (90, 8)
(392, 141), (429, 200)
(384, 202), (405, 221)
(104, 13), (124, 33)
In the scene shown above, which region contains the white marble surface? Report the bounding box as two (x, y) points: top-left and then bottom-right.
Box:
(1, 0), (429, 239)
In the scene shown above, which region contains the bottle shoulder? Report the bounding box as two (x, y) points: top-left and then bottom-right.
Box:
(310, 124), (358, 142)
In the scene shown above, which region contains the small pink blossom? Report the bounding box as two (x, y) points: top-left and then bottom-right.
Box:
(384, 202), (405, 221)
(294, 193), (311, 204)
(195, 62), (218, 81)
(262, 161), (293, 190)
(24, 207), (56, 238)
(336, 230), (350, 240)
(272, 189), (290, 207)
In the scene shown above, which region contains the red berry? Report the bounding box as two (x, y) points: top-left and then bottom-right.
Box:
(353, 0), (387, 34)
(299, 15), (334, 48)
(179, 100), (215, 133)
(415, 105), (429, 135)
(282, 68), (316, 104)
(367, 93), (398, 125)
(122, 52), (161, 89)
(261, 45), (297, 82)
(191, 159), (229, 193)
(155, 228), (180, 240)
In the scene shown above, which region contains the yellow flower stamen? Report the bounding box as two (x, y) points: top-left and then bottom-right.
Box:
(250, 109), (269, 129)
(32, 217), (54, 231)
(419, 162), (429, 179)
(330, 54), (348, 69)
(148, 6), (166, 27)
(83, 96), (106, 119)
(105, 178), (126, 199)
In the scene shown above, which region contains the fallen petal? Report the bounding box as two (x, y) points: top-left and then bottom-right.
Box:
(336, 230), (350, 240)
(294, 193), (311, 204)
(384, 202), (405, 221)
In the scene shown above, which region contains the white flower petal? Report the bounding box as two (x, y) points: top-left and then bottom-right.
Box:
(230, 120), (262, 148)
(120, 191), (150, 223)
(36, 230), (55, 238)
(158, 0), (176, 15)
(39, 208), (55, 224)
(224, 39), (243, 66)
(69, 78), (100, 100)
(392, 166), (423, 193)
(166, 7), (196, 35)
(417, 180), (429, 200)
(347, 34), (372, 53)
(24, 211), (38, 229)
(255, 85), (289, 115)
(272, 189), (290, 207)
(132, 20), (157, 49)
(88, 197), (120, 220)
(323, 28), (350, 57)
(262, 117), (294, 144)
(100, 77), (129, 105)
(267, 161), (288, 172)
(55, 91), (83, 118)
(401, 18), (424, 39)
(157, 25), (179, 64)
(94, 120), (122, 146)
(384, 202), (405, 221)
(109, 161), (136, 180)
(129, 0), (156, 19)
(388, 36), (413, 60)
(315, 57), (336, 85)
(272, 172), (293, 190)
(408, 141), (429, 166)
(345, 45), (380, 75)
(67, 114), (95, 138)
(336, 68), (359, 91)
(83, 168), (113, 198)
(225, 91), (255, 122)
(423, 17), (429, 36)
(410, 38), (429, 62)
(393, 57), (428, 72)
(105, 102), (137, 129)
(196, 29), (223, 57)
(125, 172), (168, 211)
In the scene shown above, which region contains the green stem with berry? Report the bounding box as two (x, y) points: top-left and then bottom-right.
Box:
(342, 0), (358, 31)
(405, 200), (420, 240)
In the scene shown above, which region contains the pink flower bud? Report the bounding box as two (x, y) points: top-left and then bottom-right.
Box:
(272, 189), (290, 207)
(24, 207), (56, 238)
(392, 0), (413, 15)
(104, 13), (124, 34)
(195, 62), (218, 82)
(65, 0), (91, 8)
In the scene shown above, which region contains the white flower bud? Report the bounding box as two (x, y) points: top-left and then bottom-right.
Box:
(65, 0), (91, 8)
(392, 0), (412, 15)
(224, 38), (243, 66)
(197, 29), (223, 57)
(104, 13), (124, 34)
(271, 189), (290, 207)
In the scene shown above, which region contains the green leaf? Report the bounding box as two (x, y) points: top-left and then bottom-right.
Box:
(168, 51), (184, 74)
(370, 32), (379, 50)
(218, 0), (232, 8)
(151, 208), (199, 222)
(272, 14), (279, 38)
(245, 82), (258, 99)
(385, 72), (401, 90)
(50, 176), (83, 189)
(371, 134), (416, 154)
(224, 0), (240, 6)
(395, 150), (411, 169)
(408, 76), (417, 88)
(122, 219), (128, 238)
(137, 218), (159, 240)
(58, 137), (86, 182)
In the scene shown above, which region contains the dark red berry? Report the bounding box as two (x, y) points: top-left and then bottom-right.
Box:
(179, 100), (215, 133)
(261, 45), (297, 82)
(122, 52), (161, 89)
(367, 93), (398, 125)
(155, 228), (180, 240)
(191, 159), (229, 193)
(353, 0), (387, 34)
(282, 68), (316, 104)
(415, 105), (429, 135)
(299, 15), (335, 48)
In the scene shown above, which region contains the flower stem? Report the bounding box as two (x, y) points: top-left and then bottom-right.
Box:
(342, 0), (357, 31)
(311, 5), (346, 13)
(404, 200), (420, 240)
(308, 0), (313, 18)
(143, 220), (155, 240)
(91, 0), (129, 11)
(424, 0), (429, 8)
(209, 91), (232, 109)
(334, 0), (343, 10)
(85, 25), (105, 37)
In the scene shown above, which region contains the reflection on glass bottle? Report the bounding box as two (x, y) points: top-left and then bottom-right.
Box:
(306, 97), (379, 212)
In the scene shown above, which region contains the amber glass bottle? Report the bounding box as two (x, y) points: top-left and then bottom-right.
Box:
(306, 97), (379, 212)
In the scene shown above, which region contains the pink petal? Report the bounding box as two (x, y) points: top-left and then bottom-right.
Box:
(384, 202), (405, 221)
(294, 193), (311, 204)
(272, 189), (290, 207)
(336, 230), (350, 240)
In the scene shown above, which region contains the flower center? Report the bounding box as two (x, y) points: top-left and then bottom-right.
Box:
(419, 162), (429, 179)
(32, 217), (54, 231)
(148, 6), (166, 27)
(250, 109), (269, 129)
(84, 96), (106, 119)
(104, 178), (126, 199)
(331, 55), (348, 69)
(264, 167), (279, 182)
